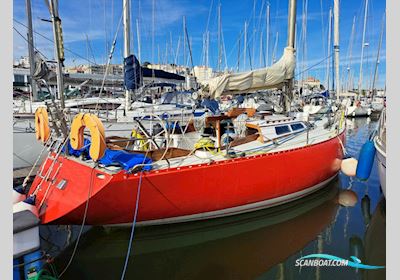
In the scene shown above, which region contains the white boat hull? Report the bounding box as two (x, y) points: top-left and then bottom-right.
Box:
(303, 105), (323, 115)
(345, 105), (371, 117)
(374, 137), (386, 198)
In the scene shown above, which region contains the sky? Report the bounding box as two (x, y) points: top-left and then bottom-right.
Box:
(13, 0), (386, 89)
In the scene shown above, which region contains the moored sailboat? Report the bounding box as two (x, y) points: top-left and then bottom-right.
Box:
(374, 108), (386, 197)
(24, 0), (346, 226)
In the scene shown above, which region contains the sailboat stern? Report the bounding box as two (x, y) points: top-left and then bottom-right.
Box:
(28, 156), (114, 224)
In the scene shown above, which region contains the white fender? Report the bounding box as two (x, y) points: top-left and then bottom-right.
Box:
(341, 157), (358, 177)
(338, 190), (358, 207)
(195, 150), (214, 159)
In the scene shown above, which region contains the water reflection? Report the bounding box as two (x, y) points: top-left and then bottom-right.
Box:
(363, 199), (386, 280)
(45, 181), (339, 279)
(338, 190), (358, 207)
(40, 118), (385, 280)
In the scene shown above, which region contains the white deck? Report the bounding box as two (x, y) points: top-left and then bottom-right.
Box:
(37, 113), (345, 175)
(136, 117), (344, 172)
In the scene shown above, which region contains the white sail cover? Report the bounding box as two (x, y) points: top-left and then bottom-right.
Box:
(201, 47), (296, 98)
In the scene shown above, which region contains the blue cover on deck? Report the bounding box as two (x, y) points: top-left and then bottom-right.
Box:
(320, 90), (330, 98)
(64, 139), (152, 171)
(193, 111), (206, 117)
(201, 99), (220, 114)
(63, 139), (92, 159)
(99, 149), (153, 171)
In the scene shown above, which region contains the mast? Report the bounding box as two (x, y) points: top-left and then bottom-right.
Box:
(259, 30), (263, 67)
(244, 21), (247, 70)
(237, 35), (241, 72)
(372, 12), (385, 96)
(287, 0), (296, 64)
(157, 44), (160, 64)
(164, 40), (168, 64)
(265, 2), (270, 67)
(252, 0), (256, 70)
(272, 31), (279, 64)
(175, 36), (181, 65)
(326, 8), (332, 91)
(85, 34), (89, 68)
(222, 26), (228, 70)
(283, 0), (297, 113)
(333, 0), (340, 101)
(136, 19), (141, 62)
(201, 33), (205, 66)
(346, 16), (356, 92)
(301, 0), (308, 89)
(170, 31), (173, 65)
(184, 23), (194, 71)
(25, 0), (37, 103)
(358, 0), (368, 98)
(183, 16), (186, 68)
(206, 31), (210, 68)
(152, 0), (155, 63)
(48, 0), (65, 108)
(217, 3), (222, 72)
(123, 0), (131, 114)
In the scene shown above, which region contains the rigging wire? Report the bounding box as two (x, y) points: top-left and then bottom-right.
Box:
(319, 0), (326, 62)
(221, 21), (228, 70)
(225, 2), (260, 68)
(295, 53), (333, 79)
(85, 33), (97, 65)
(94, 7), (124, 112)
(13, 27), (48, 59)
(205, 0), (214, 35)
(13, 19), (98, 65)
(255, 0), (266, 68)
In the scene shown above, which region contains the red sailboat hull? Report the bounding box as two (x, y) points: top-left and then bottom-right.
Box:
(29, 131), (345, 225)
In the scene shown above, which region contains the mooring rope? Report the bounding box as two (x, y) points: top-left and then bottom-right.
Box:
(119, 170), (144, 280)
(120, 148), (150, 280)
(58, 163), (98, 278)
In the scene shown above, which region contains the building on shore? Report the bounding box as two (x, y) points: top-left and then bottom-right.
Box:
(13, 63), (186, 98)
(300, 77), (321, 89)
(13, 56), (31, 69)
(13, 67), (31, 93)
(65, 64), (124, 76)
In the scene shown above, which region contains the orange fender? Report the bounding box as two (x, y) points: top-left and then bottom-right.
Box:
(70, 113), (106, 161)
(34, 107), (50, 143)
